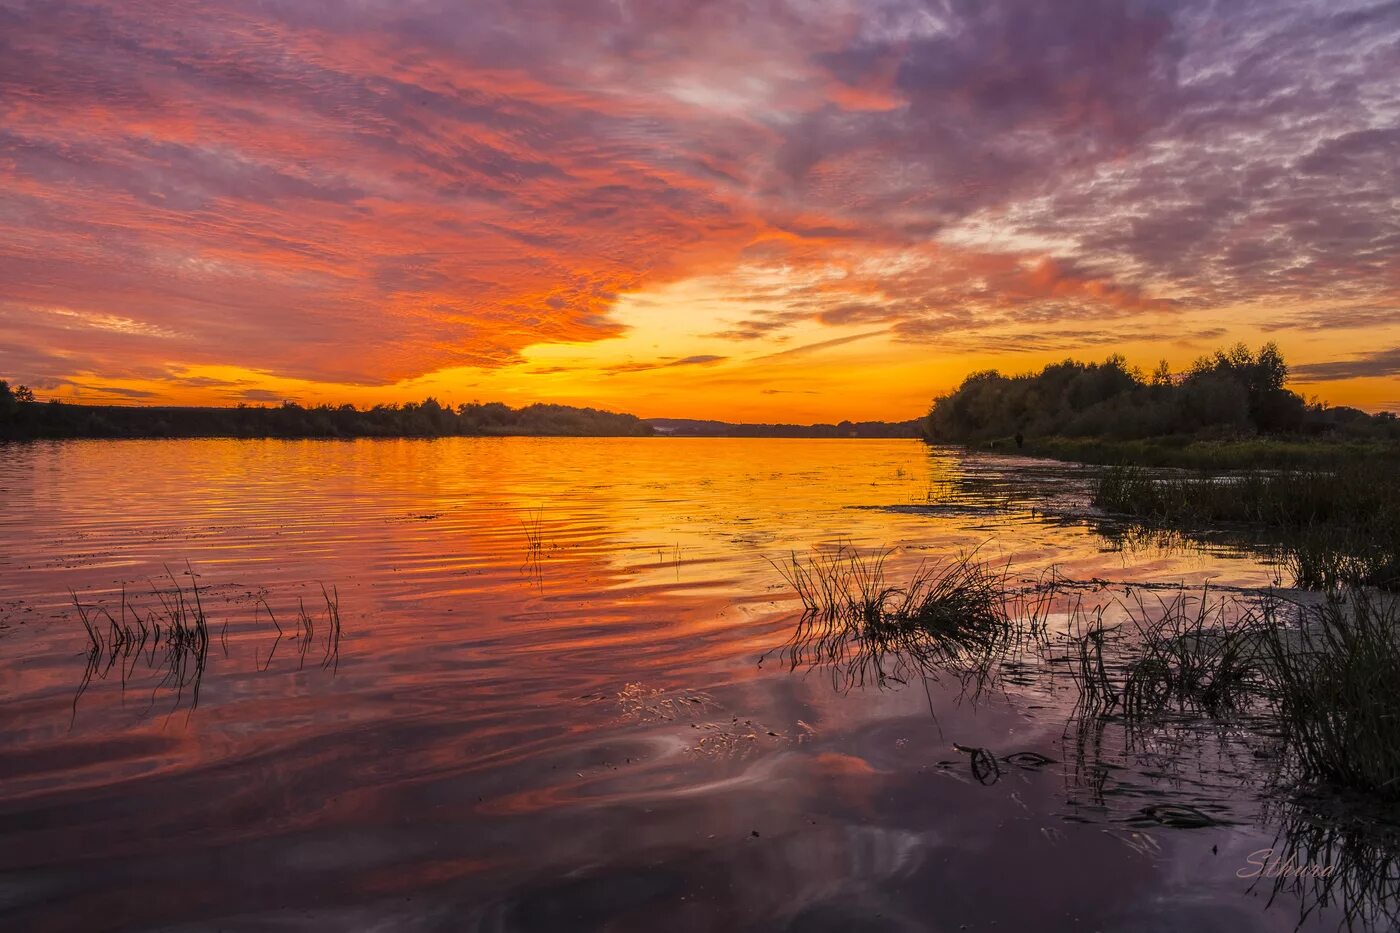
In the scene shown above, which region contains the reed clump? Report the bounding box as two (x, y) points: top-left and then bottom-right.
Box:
(1118, 587), (1264, 718)
(1281, 527), (1400, 593)
(772, 544), (1400, 800)
(72, 566), (212, 714)
(1256, 590), (1400, 800)
(72, 570), (342, 717)
(1060, 586), (1400, 800)
(1094, 463), (1400, 526)
(253, 584), (342, 672)
(769, 545), (1054, 692)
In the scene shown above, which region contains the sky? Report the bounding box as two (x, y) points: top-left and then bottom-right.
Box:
(1, 0), (1398, 421)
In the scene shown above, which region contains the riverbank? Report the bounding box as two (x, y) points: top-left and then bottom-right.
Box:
(939, 433), (1400, 591)
(960, 434), (1398, 470)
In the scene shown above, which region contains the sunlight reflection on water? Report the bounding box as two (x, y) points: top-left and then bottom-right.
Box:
(0, 439), (1333, 931)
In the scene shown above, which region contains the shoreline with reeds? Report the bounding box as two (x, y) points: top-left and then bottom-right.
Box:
(1092, 462), (1400, 591)
(947, 433), (1399, 471)
(769, 548), (1400, 806)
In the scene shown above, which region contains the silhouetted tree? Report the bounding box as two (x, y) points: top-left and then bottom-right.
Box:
(0, 382), (655, 441)
(921, 344), (1386, 444)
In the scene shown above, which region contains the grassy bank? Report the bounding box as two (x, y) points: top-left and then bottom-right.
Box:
(967, 434), (1398, 471)
(940, 427), (1400, 590)
(1093, 462), (1400, 589)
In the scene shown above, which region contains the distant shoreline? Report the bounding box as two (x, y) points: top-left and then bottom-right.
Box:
(0, 394), (919, 442)
(0, 432), (924, 443)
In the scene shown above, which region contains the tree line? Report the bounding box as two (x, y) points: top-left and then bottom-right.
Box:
(0, 384), (652, 440)
(920, 343), (1399, 444)
(648, 418), (920, 438)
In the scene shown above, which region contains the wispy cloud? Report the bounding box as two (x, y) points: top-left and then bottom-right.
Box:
(0, 0), (1396, 405)
(1295, 348), (1400, 382)
(752, 331), (887, 361)
(601, 354), (728, 375)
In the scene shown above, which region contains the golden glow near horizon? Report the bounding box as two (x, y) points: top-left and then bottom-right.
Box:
(2, 2), (1398, 418)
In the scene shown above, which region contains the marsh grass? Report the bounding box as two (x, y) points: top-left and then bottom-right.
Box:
(1017, 435), (1396, 472)
(775, 546), (1400, 801)
(1281, 527), (1400, 593)
(72, 565), (211, 718)
(1055, 585), (1400, 803)
(1257, 590), (1400, 800)
(520, 506), (552, 587)
(1117, 587), (1264, 719)
(1095, 463), (1400, 527)
(255, 584), (342, 673)
(1063, 602), (1116, 713)
(522, 507), (545, 551)
(1255, 791), (1400, 932)
(1094, 463), (1400, 590)
(1057, 591), (1261, 722)
(769, 547), (1400, 925)
(73, 570), (342, 719)
(768, 545), (1056, 695)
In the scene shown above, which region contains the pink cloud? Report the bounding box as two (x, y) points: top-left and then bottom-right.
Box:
(1, 0), (1396, 394)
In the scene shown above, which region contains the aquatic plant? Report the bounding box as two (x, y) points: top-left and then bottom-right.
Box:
(1255, 790), (1400, 932)
(1093, 463), (1400, 590)
(1094, 463), (1400, 527)
(1054, 585), (1400, 802)
(1063, 601), (1116, 714)
(255, 584), (342, 673)
(768, 545), (1055, 694)
(1118, 587), (1264, 718)
(72, 566), (212, 717)
(1281, 526), (1400, 593)
(72, 569), (342, 719)
(522, 507), (546, 554)
(1257, 589), (1400, 800)
(1012, 434), (1397, 471)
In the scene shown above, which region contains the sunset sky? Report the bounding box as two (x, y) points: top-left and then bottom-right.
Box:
(2, 0), (1398, 421)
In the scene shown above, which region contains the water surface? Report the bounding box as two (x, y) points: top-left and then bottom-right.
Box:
(0, 439), (1345, 931)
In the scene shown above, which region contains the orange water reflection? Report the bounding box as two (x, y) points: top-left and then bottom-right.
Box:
(0, 439), (1328, 930)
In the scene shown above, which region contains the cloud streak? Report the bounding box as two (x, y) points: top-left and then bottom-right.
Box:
(1295, 348), (1400, 382)
(0, 0), (1396, 408)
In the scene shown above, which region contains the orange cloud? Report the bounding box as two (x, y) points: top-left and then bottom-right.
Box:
(1, 0), (1397, 416)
